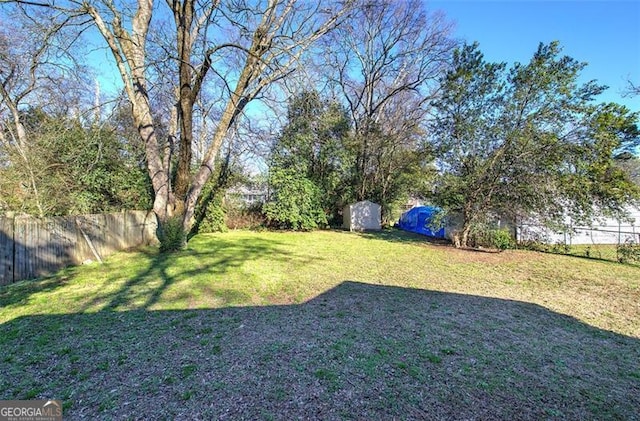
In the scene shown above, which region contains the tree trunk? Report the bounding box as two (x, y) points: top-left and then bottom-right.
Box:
(355, 130), (370, 201)
(173, 0), (195, 204)
(459, 223), (472, 249)
(456, 202), (476, 248)
(135, 110), (172, 224)
(86, 1), (172, 223)
(181, 98), (240, 234)
(13, 119), (45, 218)
(180, 17), (275, 235)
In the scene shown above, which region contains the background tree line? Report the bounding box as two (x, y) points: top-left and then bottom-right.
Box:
(1, 0), (638, 250)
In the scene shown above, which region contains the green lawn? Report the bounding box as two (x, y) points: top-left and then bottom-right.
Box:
(1, 229), (639, 419)
(528, 242), (640, 265)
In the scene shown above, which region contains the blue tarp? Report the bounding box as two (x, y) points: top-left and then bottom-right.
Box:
(398, 206), (445, 238)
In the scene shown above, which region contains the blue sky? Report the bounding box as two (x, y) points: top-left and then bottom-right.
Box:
(90, 1), (639, 113)
(430, 0), (640, 112)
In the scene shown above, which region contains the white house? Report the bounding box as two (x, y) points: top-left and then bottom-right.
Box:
(517, 206), (640, 245)
(225, 185), (268, 206)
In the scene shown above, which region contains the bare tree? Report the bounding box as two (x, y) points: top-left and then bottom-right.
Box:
(623, 79), (640, 97)
(322, 0), (455, 203)
(0, 5), (89, 216)
(48, 0), (347, 244)
(7, 0), (352, 245)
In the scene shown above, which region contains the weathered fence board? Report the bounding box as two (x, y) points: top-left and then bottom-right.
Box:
(0, 211), (157, 285)
(0, 217), (13, 285)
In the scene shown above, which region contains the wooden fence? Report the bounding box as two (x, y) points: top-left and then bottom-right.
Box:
(0, 210), (158, 285)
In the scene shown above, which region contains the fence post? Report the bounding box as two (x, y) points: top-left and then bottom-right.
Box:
(618, 222), (621, 245)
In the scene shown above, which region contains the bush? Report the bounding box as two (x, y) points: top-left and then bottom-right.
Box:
(226, 203), (266, 230)
(469, 226), (515, 250)
(159, 216), (186, 252)
(491, 229), (516, 250)
(198, 196), (228, 234)
(550, 242), (571, 254)
(263, 169), (327, 231)
(617, 240), (640, 264)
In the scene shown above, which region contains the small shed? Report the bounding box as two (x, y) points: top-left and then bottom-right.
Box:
(343, 200), (382, 231)
(398, 206), (446, 239)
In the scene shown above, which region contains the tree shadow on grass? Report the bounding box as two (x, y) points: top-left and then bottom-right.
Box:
(78, 234), (301, 312)
(1, 281), (638, 420)
(0, 271), (75, 311)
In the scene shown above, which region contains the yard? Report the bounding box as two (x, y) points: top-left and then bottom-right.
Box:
(1, 229), (639, 419)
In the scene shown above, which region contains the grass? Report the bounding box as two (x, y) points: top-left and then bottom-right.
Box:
(529, 242), (632, 264)
(0, 229), (639, 419)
